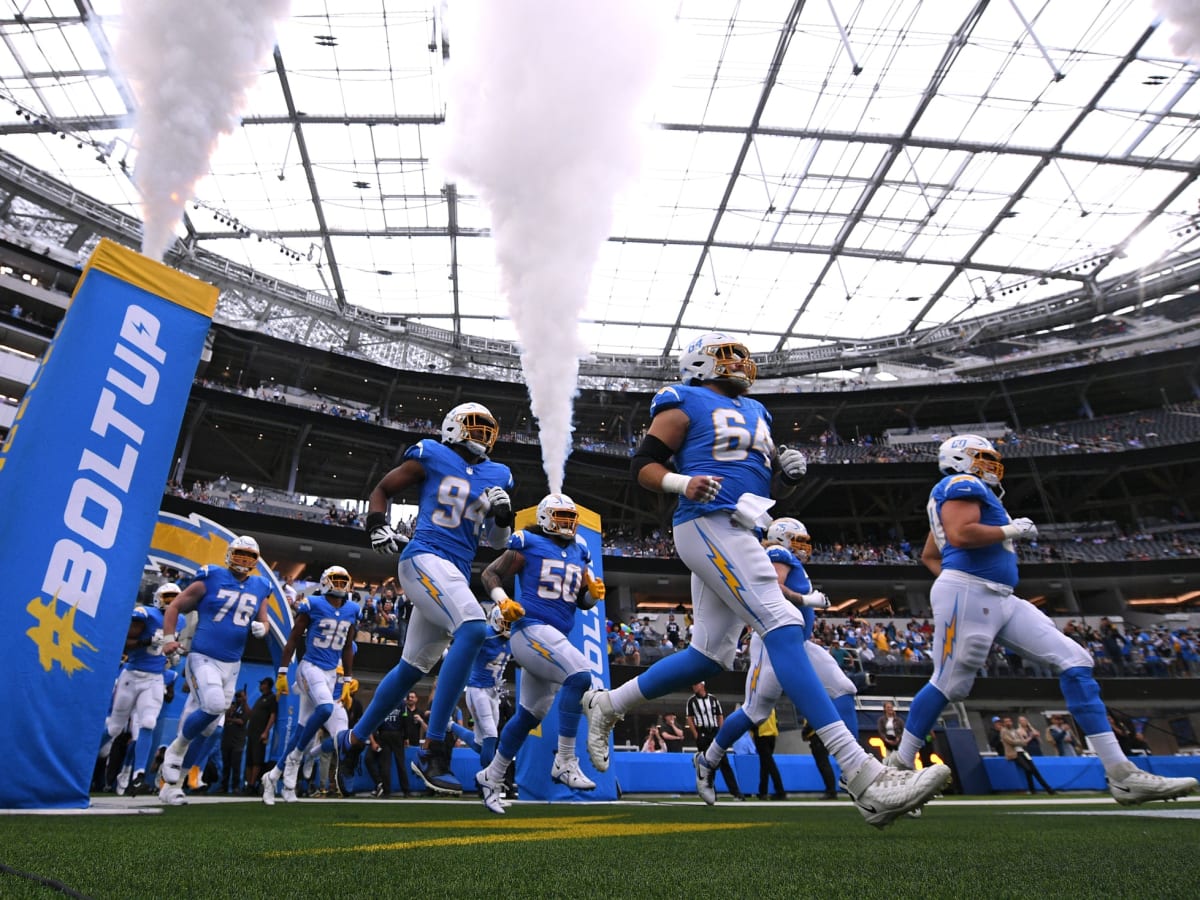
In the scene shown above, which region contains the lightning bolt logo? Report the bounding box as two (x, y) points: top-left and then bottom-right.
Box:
(749, 659), (762, 695)
(414, 562), (448, 615)
(697, 526), (762, 626)
(524, 634), (566, 672)
(26, 592), (97, 675)
(941, 599), (959, 667)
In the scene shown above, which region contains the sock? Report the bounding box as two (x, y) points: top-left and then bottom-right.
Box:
(425, 620), (488, 742)
(181, 708), (219, 741)
(833, 694), (859, 738)
(557, 735), (575, 761)
(290, 704), (334, 759)
(708, 707), (752, 767)
(763, 626), (839, 730)
(615, 647), (721, 713)
(98, 730), (115, 760)
(896, 682), (948, 765)
(557, 671), (591, 743)
(132, 727), (155, 775)
(480, 736), (498, 768)
(496, 705), (541, 763)
(319, 735), (335, 754)
(816, 721), (873, 780)
(1087, 731), (1130, 773)
(485, 751), (513, 783)
(352, 658), (425, 742)
(451, 722), (481, 753)
(609, 678), (648, 716)
(1059, 667), (1109, 734)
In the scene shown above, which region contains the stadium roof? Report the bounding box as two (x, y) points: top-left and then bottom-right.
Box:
(3, 0), (1200, 363)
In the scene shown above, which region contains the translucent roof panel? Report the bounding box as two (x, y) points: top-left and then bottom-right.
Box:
(1, 0), (1198, 359)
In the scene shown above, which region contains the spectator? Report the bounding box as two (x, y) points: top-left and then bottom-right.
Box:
(1000, 715), (1055, 795)
(1046, 715), (1078, 757)
(801, 718), (838, 800)
(1016, 715), (1043, 756)
(219, 689), (249, 794)
(659, 713), (685, 753)
(243, 677), (278, 794)
(877, 700), (904, 759)
(641, 726), (667, 752)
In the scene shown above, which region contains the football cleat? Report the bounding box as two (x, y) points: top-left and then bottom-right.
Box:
(301, 752), (316, 782)
(1107, 763), (1198, 805)
(128, 771), (147, 797)
(281, 784), (298, 803)
(476, 768), (506, 815)
(411, 742), (462, 796)
(846, 763), (951, 829)
(159, 736), (187, 786)
(187, 766), (205, 791)
(115, 768), (130, 796)
(883, 752), (913, 770)
(551, 756), (596, 791)
(158, 782), (187, 806)
(261, 767), (280, 806)
(582, 689), (621, 772)
(693, 752), (717, 806)
(283, 750), (302, 791)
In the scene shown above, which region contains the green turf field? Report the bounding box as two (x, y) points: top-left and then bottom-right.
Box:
(1, 795), (1196, 899)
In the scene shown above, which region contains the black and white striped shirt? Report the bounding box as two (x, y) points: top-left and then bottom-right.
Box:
(686, 693), (723, 736)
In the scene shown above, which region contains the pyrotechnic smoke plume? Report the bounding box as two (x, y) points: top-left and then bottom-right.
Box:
(1154, 0), (1200, 57)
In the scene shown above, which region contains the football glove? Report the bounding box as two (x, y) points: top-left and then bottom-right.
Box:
(337, 677), (357, 710)
(800, 589), (830, 609)
(1001, 517), (1038, 541)
(250, 620), (268, 639)
(366, 510), (406, 554)
(584, 570), (606, 602)
(148, 629), (167, 655)
(275, 667), (290, 696)
(498, 597), (525, 623)
(777, 445), (808, 484)
(484, 486), (513, 526)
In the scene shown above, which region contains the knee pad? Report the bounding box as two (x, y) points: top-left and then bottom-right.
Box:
(1059, 666), (1108, 734)
(135, 708), (159, 734)
(310, 702), (335, 727)
(198, 684), (226, 717)
(562, 670), (591, 699)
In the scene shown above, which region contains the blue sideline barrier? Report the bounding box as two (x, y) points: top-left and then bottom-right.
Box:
(982, 754), (1200, 793)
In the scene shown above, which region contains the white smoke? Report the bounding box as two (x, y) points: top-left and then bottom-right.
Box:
(1153, 0), (1200, 57)
(442, 0), (667, 494)
(114, 0), (292, 260)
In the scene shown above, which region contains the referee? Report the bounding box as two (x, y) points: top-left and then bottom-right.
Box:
(686, 682), (743, 800)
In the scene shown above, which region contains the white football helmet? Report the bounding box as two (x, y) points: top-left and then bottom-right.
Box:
(153, 582), (181, 609)
(441, 402), (499, 457)
(938, 434), (1004, 487)
(678, 332), (757, 387)
(320, 565), (352, 598)
(537, 492), (578, 538)
(226, 535), (260, 575)
(764, 517), (812, 561)
(488, 602), (511, 638)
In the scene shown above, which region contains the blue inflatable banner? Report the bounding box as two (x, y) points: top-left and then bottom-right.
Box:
(0, 239), (217, 808)
(512, 502), (616, 801)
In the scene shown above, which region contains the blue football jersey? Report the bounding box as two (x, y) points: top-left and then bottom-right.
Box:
(649, 384), (776, 525)
(125, 605), (166, 674)
(400, 439), (516, 579)
(509, 529), (592, 636)
(467, 632), (511, 689)
(766, 545), (815, 639)
(928, 473), (1019, 586)
(298, 594), (361, 671)
(188, 565), (273, 662)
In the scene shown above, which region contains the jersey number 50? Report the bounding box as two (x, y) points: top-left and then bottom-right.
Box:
(536, 560), (583, 602)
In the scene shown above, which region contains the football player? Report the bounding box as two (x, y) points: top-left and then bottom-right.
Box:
(451, 603), (512, 768)
(338, 402), (516, 795)
(582, 332), (950, 827)
(98, 582), (181, 796)
(693, 518), (859, 803)
(262, 566), (359, 804)
(474, 493), (606, 814)
(157, 535), (273, 805)
(884, 435), (1198, 804)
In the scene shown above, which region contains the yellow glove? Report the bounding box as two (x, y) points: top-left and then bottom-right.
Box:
(275, 667), (289, 696)
(499, 597), (525, 623)
(585, 570), (606, 601)
(337, 677), (354, 710)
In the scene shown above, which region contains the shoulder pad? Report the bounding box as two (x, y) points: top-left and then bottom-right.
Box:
(508, 531), (527, 550)
(650, 386), (683, 415)
(132, 606), (149, 620)
(296, 599), (312, 616)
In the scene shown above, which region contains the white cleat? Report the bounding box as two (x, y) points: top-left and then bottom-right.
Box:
(159, 736), (188, 786)
(847, 763), (951, 829)
(476, 768), (506, 815)
(261, 767), (280, 806)
(115, 767), (130, 796)
(1108, 763), (1199, 805)
(582, 689), (621, 773)
(158, 782), (187, 807)
(693, 752), (717, 806)
(551, 756), (597, 791)
(883, 752), (913, 770)
(283, 750), (302, 793)
(281, 785), (298, 803)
